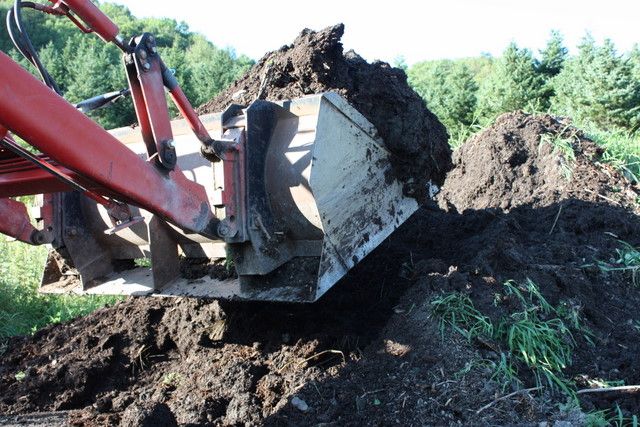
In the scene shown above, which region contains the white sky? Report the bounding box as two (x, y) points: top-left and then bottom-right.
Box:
(113, 0), (638, 65)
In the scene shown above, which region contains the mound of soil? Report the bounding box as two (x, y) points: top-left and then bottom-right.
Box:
(440, 111), (638, 211)
(199, 24), (452, 197)
(1, 107), (640, 424)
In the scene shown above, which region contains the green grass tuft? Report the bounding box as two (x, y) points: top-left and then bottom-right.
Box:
(491, 352), (522, 391)
(0, 239), (120, 341)
(434, 279), (580, 396)
(540, 129), (578, 180)
(584, 409), (612, 427)
(585, 405), (640, 427)
(498, 313), (574, 394)
(497, 279), (575, 394)
(430, 292), (494, 340)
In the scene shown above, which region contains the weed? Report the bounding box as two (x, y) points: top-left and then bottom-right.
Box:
(162, 372), (181, 388)
(540, 129), (578, 180)
(497, 280), (575, 394)
(596, 240), (640, 286)
(14, 371), (26, 382)
(599, 404), (640, 427)
(434, 280), (587, 397)
(430, 292), (494, 340)
(503, 279), (553, 315)
(556, 300), (582, 330)
(448, 123), (484, 149)
(555, 299), (596, 346)
(491, 352), (522, 392)
(584, 409), (611, 427)
(498, 312), (574, 394)
(454, 358), (493, 379)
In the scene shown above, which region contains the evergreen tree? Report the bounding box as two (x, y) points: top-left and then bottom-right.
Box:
(408, 60), (478, 132)
(64, 38), (132, 129)
(553, 37), (640, 130)
(184, 36), (253, 107)
(476, 42), (547, 119)
(630, 44), (640, 81)
(538, 30), (568, 77)
(392, 55), (408, 71)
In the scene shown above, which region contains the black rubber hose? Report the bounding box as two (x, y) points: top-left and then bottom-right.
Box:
(6, 8), (31, 60)
(9, 0), (61, 94)
(13, 0), (53, 87)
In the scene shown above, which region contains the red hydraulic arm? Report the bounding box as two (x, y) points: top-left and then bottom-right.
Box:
(58, 0), (120, 42)
(0, 198), (39, 244)
(0, 50), (219, 237)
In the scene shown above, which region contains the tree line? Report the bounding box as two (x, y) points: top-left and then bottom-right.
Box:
(0, 1), (253, 129)
(406, 31), (640, 143)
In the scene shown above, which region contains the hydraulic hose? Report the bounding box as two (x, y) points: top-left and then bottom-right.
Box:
(6, 0), (61, 94)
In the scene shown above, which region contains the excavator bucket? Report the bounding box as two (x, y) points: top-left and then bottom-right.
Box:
(40, 93), (421, 302)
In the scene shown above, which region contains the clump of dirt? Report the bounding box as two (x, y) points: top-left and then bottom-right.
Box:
(179, 258), (235, 281)
(120, 401), (177, 427)
(1, 93), (640, 425)
(199, 24), (452, 197)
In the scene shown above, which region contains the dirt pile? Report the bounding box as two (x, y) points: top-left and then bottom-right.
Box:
(1, 119), (639, 423)
(0, 266), (415, 425)
(199, 24), (452, 197)
(440, 111), (638, 211)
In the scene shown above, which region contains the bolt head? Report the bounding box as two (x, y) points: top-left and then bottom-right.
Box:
(143, 62), (151, 70)
(218, 224), (229, 236)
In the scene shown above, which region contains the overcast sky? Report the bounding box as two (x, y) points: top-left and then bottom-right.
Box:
(113, 0), (638, 65)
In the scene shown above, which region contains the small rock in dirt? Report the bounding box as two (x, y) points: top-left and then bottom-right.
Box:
(291, 396), (309, 412)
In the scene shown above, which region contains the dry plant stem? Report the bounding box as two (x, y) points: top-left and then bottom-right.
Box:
(278, 349), (346, 373)
(576, 385), (640, 395)
(583, 188), (620, 205)
(475, 387), (541, 415)
(549, 204), (563, 235)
